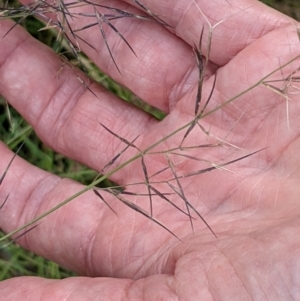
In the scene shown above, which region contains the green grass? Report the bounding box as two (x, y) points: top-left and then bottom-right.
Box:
(0, 232), (76, 280)
(0, 0), (299, 281)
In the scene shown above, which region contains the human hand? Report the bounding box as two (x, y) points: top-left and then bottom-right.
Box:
(1, 0), (300, 300)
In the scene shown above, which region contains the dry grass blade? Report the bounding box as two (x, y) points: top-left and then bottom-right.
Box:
(262, 67), (300, 129)
(55, 19), (81, 62)
(94, 6), (121, 74)
(132, 0), (171, 27)
(183, 196), (217, 238)
(72, 32), (97, 51)
(0, 194), (9, 210)
(167, 182), (217, 238)
(54, 0), (80, 56)
(193, 27), (205, 116)
(0, 224), (40, 249)
(2, 44), (293, 241)
(0, 0), (166, 75)
(76, 74), (98, 98)
(119, 188), (173, 197)
(0, 1), (41, 40)
(180, 68), (216, 148)
(141, 156), (153, 216)
(0, 143), (25, 211)
(170, 152), (214, 163)
(0, 142), (24, 186)
(93, 3), (154, 22)
(148, 165), (170, 179)
(97, 11), (137, 57)
(1, 0), (140, 74)
(166, 156), (194, 233)
(57, 55), (98, 98)
(79, 0), (152, 21)
(149, 184), (194, 219)
(93, 189), (118, 216)
(2, 0), (297, 244)
(198, 71), (217, 117)
(94, 6), (136, 74)
(80, 2), (138, 57)
(109, 189), (182, 241)
(99, 122), (139, 150)
(92, 125), (140, 186)
(100, 135), (139, 173)
(182, 149), (265, 179)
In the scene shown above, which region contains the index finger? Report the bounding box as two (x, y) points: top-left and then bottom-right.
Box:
(124, 0), (294, 66)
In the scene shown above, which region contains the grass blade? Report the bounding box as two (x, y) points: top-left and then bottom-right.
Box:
(0, 142), (24, 186)
(0, 194), (9, 210)
(93, 189), (118, 216)
(0, 224), (40, 249)
(110, 189), (182, 241)
(167, 156), (194, 233)
(141, 156), (153, 216)
(133, 0), (171, 27)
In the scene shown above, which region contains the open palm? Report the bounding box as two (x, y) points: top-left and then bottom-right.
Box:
(1, 0), (300, 300)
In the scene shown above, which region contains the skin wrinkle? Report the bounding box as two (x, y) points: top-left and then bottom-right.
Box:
(104, 28), (131, 75)
(242, 10), (266, 49)
(7, 173), (33, 248)
(165, 279), (180, 301)
(16, 175), (62, 249)
(221, 242), (255, 301)
(168, 64), (197, 112)
(174, 0), (193, 41)
(109, 16), (171, 96)
(272, 177), (280, 208)
(21, 178), (102, 274)
(35, 69), (87, 146)
(62, 90), (153, 183)
(57, 88), (115, 152)
(93, 198), (125, 276)
(202, 255), (215, 300)
(132, 245), (149, 279)
(24, 54), (66, 123)
(128, 221), (166, 278)
(151, 241), (175, 276)
(278, 271), (294, 300)
(125, 213), (142, 277)
(250, 172), (271, 214)
(289, 246), (300, 300)
(0, 28), (30, 72)
(83, 215), (99, 276)
(60, 281), (78, 301)
(123, 278), (138, 301)
(71, 108), (101, 151)
(109, 215), (120, 276)
(122, 215), (137, 276)
(20, 174), (52, 235)
(176, 249), (213, 300)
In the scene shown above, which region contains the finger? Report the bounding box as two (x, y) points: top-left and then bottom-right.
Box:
(0, 275), (175, 301)
(0, 143), (184, 276)
(0, 20), (157, 182)
(123, 0), (294, 66)
(20, 0), (202, 113)
(13, 0), (293, 116)
(186, 25), (300, 156)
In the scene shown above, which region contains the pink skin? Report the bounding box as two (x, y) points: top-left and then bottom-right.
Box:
(1, 0), (300, 300)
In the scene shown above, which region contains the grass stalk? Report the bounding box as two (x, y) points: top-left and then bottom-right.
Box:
(0, 0), (300, 280)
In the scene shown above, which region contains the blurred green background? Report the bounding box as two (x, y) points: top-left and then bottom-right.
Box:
(0, 0), (299, 281)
